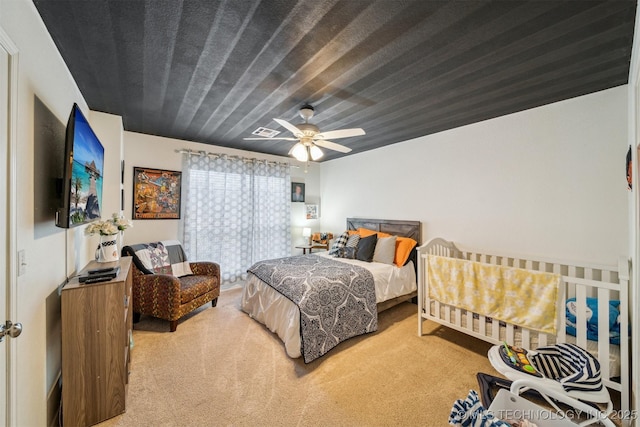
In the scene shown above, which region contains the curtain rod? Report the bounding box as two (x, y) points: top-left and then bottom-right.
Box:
(175, 148), (298, 168)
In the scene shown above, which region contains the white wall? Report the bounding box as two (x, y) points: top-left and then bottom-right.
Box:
(122, 131), (321, 255)
(0, 2), (119, 426)
(321, 86), (629, 266)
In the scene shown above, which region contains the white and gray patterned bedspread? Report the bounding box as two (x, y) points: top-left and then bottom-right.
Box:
(247, 254), (377, 363)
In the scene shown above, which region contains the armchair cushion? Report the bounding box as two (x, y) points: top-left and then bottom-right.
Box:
(126, 240), (193, 277)
(179, 263), (219, 303)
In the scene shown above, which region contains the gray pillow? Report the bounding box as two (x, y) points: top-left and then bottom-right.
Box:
(373, 236), (397, 264)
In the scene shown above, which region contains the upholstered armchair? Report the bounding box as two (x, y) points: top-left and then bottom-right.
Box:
(311, 232), (334, 251)
(121, 240), (220, 332)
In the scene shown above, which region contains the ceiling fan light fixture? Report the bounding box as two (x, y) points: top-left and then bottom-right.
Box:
(291, 142), (308, 162)
(309, 145), (323, 161)
(254, 105), (362, 160)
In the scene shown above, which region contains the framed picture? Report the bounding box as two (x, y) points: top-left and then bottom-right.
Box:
(291, 182), (305, 202)
(132, 167), (182, 219)
(306, 204), (318, 219)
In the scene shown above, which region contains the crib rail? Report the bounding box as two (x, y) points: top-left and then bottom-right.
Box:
(417, 238), (630, 425)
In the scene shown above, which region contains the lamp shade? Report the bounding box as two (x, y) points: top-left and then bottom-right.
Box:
(302, 227), (311, 237)
(309, 145), (323, 160)
(291, 143), (308, 162)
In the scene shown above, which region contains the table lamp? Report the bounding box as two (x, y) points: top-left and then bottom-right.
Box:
(302, 227), (311, 245)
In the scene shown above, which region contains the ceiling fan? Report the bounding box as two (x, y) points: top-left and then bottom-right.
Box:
(244, 105), (365, 162)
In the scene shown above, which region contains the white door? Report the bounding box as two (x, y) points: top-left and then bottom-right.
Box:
(0, 28), (18, 427)
(0, 37), (9, 426)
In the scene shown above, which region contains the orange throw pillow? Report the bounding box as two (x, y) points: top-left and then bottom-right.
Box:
(394, 236), (417, 266)
(357, 227), (391, 238)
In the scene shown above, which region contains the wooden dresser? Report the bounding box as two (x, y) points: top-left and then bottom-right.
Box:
(61, 257), (133, 426)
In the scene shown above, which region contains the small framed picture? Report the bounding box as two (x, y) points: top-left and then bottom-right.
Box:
(291, 182), (305, 202)
(306, 204), (318, 219)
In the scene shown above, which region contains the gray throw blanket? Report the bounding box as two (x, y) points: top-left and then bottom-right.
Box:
(248, 254), (377, 363)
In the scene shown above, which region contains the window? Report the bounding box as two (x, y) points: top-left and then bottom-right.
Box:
(181, 154), (291, 283)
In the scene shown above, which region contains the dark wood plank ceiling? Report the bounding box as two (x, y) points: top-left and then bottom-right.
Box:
(33, 0), (637, 161)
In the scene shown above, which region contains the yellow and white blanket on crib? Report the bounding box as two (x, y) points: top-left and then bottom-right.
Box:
(427, 255), (560, 335)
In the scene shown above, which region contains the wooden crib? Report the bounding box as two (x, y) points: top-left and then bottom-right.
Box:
(417, 237), (630, 424)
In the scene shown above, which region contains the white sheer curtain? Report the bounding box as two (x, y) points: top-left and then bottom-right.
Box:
(180, 153), (291, 284)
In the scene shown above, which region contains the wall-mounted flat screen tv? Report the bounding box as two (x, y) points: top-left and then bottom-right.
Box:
(55, 103), (104, 228)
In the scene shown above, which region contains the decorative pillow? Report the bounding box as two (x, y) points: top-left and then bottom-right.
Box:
(328, 231), (349, 255)
(356, 234), (377, 262)
(125, 240), (193, 277)
(345, 233), (360, 248)
(335, 246), (356, 259)
(144, 243), (172, 274)
(373, 236), (397, 264)
(394, 236), (418, 266)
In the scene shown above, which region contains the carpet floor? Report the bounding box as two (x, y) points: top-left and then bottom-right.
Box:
(94, 285), (575, 426)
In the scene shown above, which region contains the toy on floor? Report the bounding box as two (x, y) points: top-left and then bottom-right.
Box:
(498, 342), (542, 377)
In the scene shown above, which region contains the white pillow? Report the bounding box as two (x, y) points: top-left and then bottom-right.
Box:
(373, 236), (397, 264)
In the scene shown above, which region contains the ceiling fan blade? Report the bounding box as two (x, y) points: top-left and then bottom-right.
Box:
(273, 118), (304, 138)
(315, 128), (365, 140)
(243, 137), (297, 140)
(314, 139), (352, 153)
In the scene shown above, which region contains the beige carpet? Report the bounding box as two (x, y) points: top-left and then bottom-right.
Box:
(95, 286), (530, 426)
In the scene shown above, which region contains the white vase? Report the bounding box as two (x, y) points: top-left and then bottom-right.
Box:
(96, 234), (119, 263)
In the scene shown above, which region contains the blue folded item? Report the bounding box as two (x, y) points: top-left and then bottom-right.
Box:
(565, 298), (620, 344)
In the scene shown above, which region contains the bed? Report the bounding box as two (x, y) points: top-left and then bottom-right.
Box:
(241, 218), (421, 363)
(417, 237), (631, 424)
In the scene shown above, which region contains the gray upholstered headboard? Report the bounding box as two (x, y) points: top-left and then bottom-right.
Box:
(346, 218), (422, 245)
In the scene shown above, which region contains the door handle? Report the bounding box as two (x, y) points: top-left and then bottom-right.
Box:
(0, 320), (22, 342)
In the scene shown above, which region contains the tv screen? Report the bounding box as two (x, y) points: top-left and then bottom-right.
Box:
(56, 104), (104, 228)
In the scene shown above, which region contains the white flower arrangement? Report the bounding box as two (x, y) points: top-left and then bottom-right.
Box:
(85, 213), (133, 236)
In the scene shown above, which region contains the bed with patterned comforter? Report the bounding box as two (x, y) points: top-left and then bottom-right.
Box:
(242, 218), (421, 363)
(248, 254), (377, 363)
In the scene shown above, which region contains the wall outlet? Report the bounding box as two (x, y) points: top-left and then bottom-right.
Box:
(18, 250), (26, 276)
